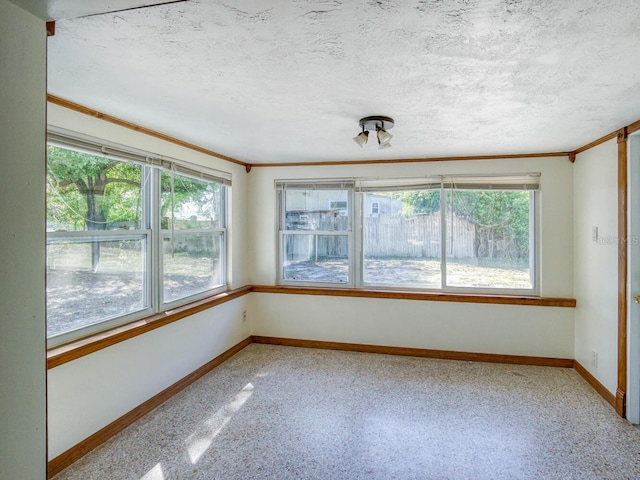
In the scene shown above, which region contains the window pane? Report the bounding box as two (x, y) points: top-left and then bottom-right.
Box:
(163, 232), (223, 304)
(445, 189), (532, 289)
(47, 145), (142, 232)
(161, 171), (222, 229)
(284, 189), (349, 231)
(46, 236), (147, 337)
(161, 171), (225, 304)
(283, 234), (349, 283)
(363, 191), (441, 287)
(46, 144), (146, 340)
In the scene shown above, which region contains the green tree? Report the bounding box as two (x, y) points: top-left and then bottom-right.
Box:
(392, 187), (530, 261)
(47, 146), (222, 270)
(47, 145), (141, 269)
(448, 190), (529, 261)
(160, 172), (220, 230)
(391, 189), (440, 215)
(47, 146), (142, 229)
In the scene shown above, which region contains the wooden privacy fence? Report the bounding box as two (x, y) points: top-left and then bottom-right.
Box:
(285, 234), (349, 261)
(285, 211), (350, 261)
(364, 213), (475, 259)
(284, 212), (476, 260)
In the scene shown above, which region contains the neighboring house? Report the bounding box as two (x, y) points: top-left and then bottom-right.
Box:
(364, 193), (402, 217)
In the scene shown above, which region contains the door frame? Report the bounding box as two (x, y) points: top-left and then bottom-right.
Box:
(618, 127), (628, 418)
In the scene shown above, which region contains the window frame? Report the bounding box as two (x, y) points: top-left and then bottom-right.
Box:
(277, 175), (540, 296)
(46, 131), (231, 347)
(157, 169), (228, 309)
(439, 189), (540, 296)
(356, 182), (443, 291)
(276, 181), (355, 288)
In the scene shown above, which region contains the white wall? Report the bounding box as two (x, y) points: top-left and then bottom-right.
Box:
(254, 293), (574, 358)
(48, 298), (250, 458)
(46, 104), (252, 459)
(574, 139), (619, 394)
(249, 157), (575, 357)
(0, 1), (47, 477)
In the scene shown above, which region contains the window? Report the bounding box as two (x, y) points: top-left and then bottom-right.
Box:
(160, 171), (225, 304)
(46, 131), (230, 345)
(277, 181), (353, 285)
(277, 174), (539, 294)
(443, 183), (534, 291)
(361, 181), (442, 288)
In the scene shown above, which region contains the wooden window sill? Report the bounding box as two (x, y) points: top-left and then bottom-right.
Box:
(252, 285), (576, 308)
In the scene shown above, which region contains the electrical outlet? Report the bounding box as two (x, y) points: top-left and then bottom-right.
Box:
(591, 350), (599, 368)
(242, 309), (247, 322)
(592, 226), (599, 242)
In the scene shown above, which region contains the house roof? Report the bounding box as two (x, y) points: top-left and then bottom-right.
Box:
(34, 1), (640, 164)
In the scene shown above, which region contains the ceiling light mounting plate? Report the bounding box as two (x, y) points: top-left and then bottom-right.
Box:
(359, 115), (394, 131)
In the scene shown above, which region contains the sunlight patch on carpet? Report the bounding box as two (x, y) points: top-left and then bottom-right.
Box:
(140, 462), (165, 480)
(186, 382), (254, 464)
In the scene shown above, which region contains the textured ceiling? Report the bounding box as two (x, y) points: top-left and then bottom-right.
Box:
(9, 0), (184, 20)
(47, 0), (640, 164)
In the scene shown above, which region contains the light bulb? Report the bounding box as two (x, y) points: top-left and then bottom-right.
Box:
(353, 130), (369, 147)
(377, 128), (393, 145)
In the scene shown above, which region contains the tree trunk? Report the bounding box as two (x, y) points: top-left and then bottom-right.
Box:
(83, 176), (107, 272)
(473, 224), (480, 258)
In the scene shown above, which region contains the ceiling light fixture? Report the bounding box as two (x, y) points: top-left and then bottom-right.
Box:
(353, 116), (394, 149)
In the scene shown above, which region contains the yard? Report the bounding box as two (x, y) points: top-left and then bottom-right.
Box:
(46, 243), (219, 338)
(284, 257), (531, 289)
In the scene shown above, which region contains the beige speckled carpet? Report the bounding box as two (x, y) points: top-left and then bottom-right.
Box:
(53, 344), (640, 479)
